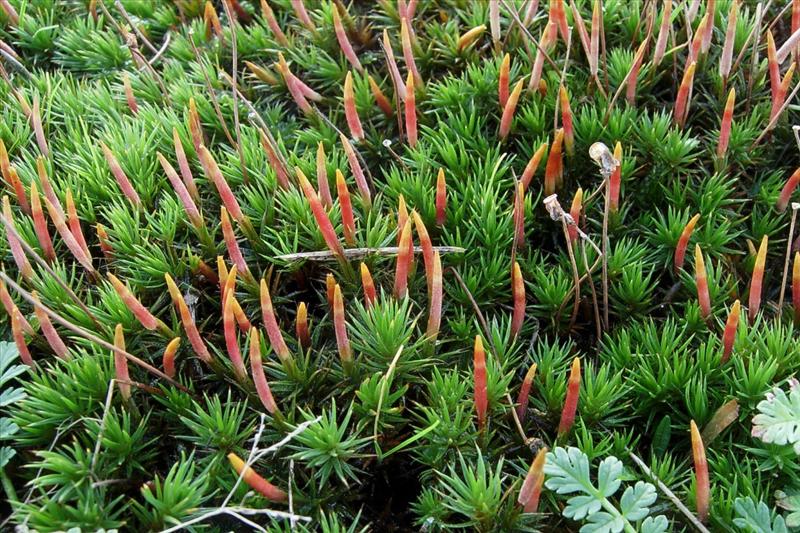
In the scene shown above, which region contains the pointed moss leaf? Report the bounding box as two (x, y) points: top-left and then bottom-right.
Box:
(733, 498), (789, 533)
(751, 380), (800, 454)
(619, 482), (657, 521)
(640, 515), (670, 533)
(0, 446), (15, 469)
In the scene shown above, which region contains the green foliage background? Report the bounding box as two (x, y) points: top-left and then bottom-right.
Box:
(0, 0), (800, 530)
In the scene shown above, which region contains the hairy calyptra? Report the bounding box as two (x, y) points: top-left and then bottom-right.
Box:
(100, 142), (141, 207)
(368, 75), (393, 116)
(412, 211), (434, 293)
(340, 134), (372, 206)
(382, 29), (407, 101)
(719, 0), (738, 81)
(162, 337), (181, 379)
(516, 362), (537, 423)
(107, 273), (160, 331)
(296, 302), (310, 349)
(360, 262), (377, 307)
(198, 146), (244, 223)
(544, 129), (564, 196)
(260, 278), (292, 366)
(777, 167), (800, 213)
(457, 25), (485, 52)
(333, 284), (353, 372)
(290, 0), (316, 33)
(165, 273), (213, 363)
(608, 142), (623, 212)
(690, 420), (710, 522)
(259, 128), (290, 190)
(336, 170), (356, 246)
(2, 196), (31, 280)
(511, 261), (526, 337)
(11, 307), (32, 367)
(296, 167), (344, 260)
(568, 187), (583, 242)
(498, 53), (510, 108)
(721, 300), (740, 363)
(674, 214), (701, 272)
(426, 251), (443, 341)
(113, 324), (131, 401)
(0, 280), (32, 337)
(394, 219), (413, 299)
(436, 168), (447, 226)
(227, 453), (287, 502)
(64, 190), (90, 260)
(223, 293), (248, 381)
(558, 357), (581, 436)
(172, 128), (199, 201)
(31, 291), (68, 359)
(158, 153), (203, 228)
(473, 335), (488, 429)
(260, 0), (289, 46)
(518, 446), (547, 513)
(717, 88), (736, 160)
(333, 7), (363, 73)
(499, 79), (524, 140)
(44, 197), (94, 274)
(343, 72), (364, 142)
(748, 235), (768, 323)
(675, 62), (697, 128)
(521, 143), (548, 191)
(695, 245), (712, 320)
(28, 182), (55, 263)
(316, 142), (333, 207)
(249, 328), (280, 415)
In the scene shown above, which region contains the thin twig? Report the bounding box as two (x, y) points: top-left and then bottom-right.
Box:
(629, 452), (712, 533)
(276, 245), (465, 261)
(752, 77), (800, 147)
(446, 266), (496, 354)
(779, 204), (800, 316)
(498, 0), (559, 70)
(146, 31), (171, 67)
(114, 0), (158, 54)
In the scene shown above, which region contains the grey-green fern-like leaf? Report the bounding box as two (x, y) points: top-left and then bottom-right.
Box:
(619, 482), (658, 522)
(751, 379), (800, 454)
(776, 490), (800, 529)
(733, 498), (789, 533)
(544, 447), (668, 533)
(640, 515), (670, 533)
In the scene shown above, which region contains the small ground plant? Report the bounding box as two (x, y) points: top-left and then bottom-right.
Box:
(2, 0), (800, 531)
